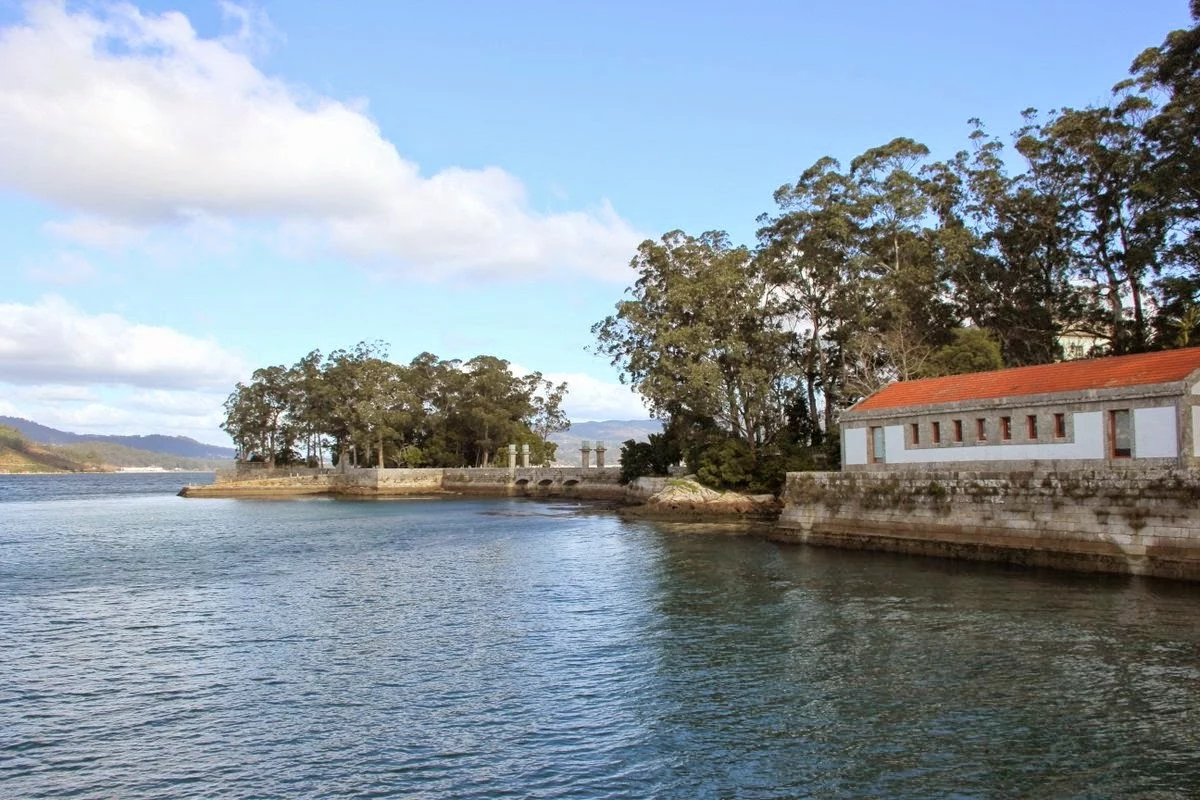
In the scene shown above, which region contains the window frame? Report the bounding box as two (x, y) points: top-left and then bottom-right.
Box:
(869, 425), (886, 463)
(1109, 409), (1132, 459)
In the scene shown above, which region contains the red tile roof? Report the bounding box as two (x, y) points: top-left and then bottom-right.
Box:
(852, 347), (1200, 412)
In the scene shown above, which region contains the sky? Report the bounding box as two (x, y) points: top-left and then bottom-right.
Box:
(0, 0), (1193, 446)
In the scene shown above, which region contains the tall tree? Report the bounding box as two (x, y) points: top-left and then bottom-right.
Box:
(593, 230), (795, 452)
(757, 156), (864, 436)
(1016, 102), (1167, 353)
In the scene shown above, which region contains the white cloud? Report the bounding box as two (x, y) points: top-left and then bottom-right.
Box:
(0, 296), (249, 390)
(43, 217), (148, 252)
(25, 252), (99, 285)
(0, 2), (642, 282)
(14, 384), (98, 403)
(512, 365), (651, 422)
(2, 390), (229, 443)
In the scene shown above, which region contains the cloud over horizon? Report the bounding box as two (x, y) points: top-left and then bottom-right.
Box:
(0, 1), (642, 282)
(0, 296), (249, 390)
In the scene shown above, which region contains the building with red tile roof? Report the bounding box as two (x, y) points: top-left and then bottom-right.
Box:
(839, 348), (1200, 471)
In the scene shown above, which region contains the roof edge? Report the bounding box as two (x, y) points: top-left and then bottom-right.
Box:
(840, 380), (1185, 420)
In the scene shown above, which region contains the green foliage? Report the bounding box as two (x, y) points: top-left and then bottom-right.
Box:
(688, 433), (823, 495)
(617, 432), (679, 484)
(589, 10), (1200, 495)
(0, 424), (26, 449)
(923, 328), (1005, 378)
(220, 344), (569, 470)
(592, 231), (796, 450)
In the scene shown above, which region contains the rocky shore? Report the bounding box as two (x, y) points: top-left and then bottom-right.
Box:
(179, 468), (780, 521)
(620, 478), (781, 521)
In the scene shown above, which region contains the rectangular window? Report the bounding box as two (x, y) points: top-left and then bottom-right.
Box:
(953, 419), (963, 443)
(870, 426), (886, 463)
(1000, 416), (1012, 441)
(1110, 410), (1131, 458)
(1027, 415), (1038, 439)
(931, 421), (941, 444)
(1054, 413), (1066, 439)
(976, 418), (987, 441)
(911, 423), (920, 445)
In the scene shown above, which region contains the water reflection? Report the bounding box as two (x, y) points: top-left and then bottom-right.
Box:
(1, 481), (1198, 798)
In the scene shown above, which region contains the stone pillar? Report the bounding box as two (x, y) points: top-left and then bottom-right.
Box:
(520, 443), (530, 468)
(507, 443), (517, 469)
(580, 440), (592, 468)
(595, 441), (607, 469)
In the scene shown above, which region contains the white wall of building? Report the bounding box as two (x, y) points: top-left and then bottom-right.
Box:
(1193, 407), (1200, 457)
(876, 412), (1105, 464)
(844, 406), (1185, 466)
(844, 427), (868, 466)
(1133, 406), (1178, 458)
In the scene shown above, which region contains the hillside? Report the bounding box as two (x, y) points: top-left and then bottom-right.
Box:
(51, 441), (229, 471)
(0, 417), (236, 460)
(0, 426), (98, 473)
(549, 419), (661, 466)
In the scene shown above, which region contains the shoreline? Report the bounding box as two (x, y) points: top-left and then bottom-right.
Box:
(180, 465), (1200, 582)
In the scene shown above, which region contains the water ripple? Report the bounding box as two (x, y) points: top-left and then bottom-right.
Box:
(2, 475), (1200, 798)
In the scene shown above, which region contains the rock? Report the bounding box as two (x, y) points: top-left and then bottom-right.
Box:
(639, 478), (781, 518)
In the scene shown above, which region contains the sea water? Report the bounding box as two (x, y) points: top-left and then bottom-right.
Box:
(2, 473), (1199, 798)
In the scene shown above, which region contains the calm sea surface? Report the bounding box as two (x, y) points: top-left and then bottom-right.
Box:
(2, 473), (1199, 799)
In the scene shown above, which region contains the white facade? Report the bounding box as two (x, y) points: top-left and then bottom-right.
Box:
(844, 407), (1183, 468)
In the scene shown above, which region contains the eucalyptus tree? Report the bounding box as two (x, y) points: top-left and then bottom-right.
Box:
(320, 341), (389, 467)
(1130, 3), (1200, 340)
(757, 156), (864, 435)
(593, 230), (796, 453)
(220, 381), (269, 461)
(528, 377), (569, 465)
(1016, 100), (1168, 353)
(833, 138), (958, 397)
(288, 349), (327, 466)
(1131, 1), (1200, 270)
(459, 355), (527, 467)
(924, 121), (1080, 366)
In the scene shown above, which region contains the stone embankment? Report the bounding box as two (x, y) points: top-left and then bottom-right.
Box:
(184, 465), (1200, 580)
(774, 468), (1200, 581)
(180, 466), (626, 501)
(179, 467), (775, 516)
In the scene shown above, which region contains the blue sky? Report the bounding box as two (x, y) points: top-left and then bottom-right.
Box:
(0, 0), (1192, 444)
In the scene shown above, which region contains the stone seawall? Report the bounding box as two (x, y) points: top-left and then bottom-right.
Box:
(182, 473), (341, 497)
(442, 467), (625, 500)
(776, 469), (1200, 581)
(182, 466), (626, 501)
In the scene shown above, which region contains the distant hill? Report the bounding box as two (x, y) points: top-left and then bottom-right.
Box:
(549, 419), (662, 466)
(0, 425), (97, 473)
(0, 416), (236, 460)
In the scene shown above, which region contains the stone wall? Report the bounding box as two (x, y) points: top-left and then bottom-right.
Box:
(184, 466), (628, 501)
(776, 468), (1200, 581)
(443, 466), (625, 500)
(221, 464), (337, 483)
(339, 468), (445, 495)
(190, 472), (341, 496)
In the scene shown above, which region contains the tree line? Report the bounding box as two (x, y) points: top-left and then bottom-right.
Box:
(221, 342), (569, 469)
(596, 6), (1200, 492)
